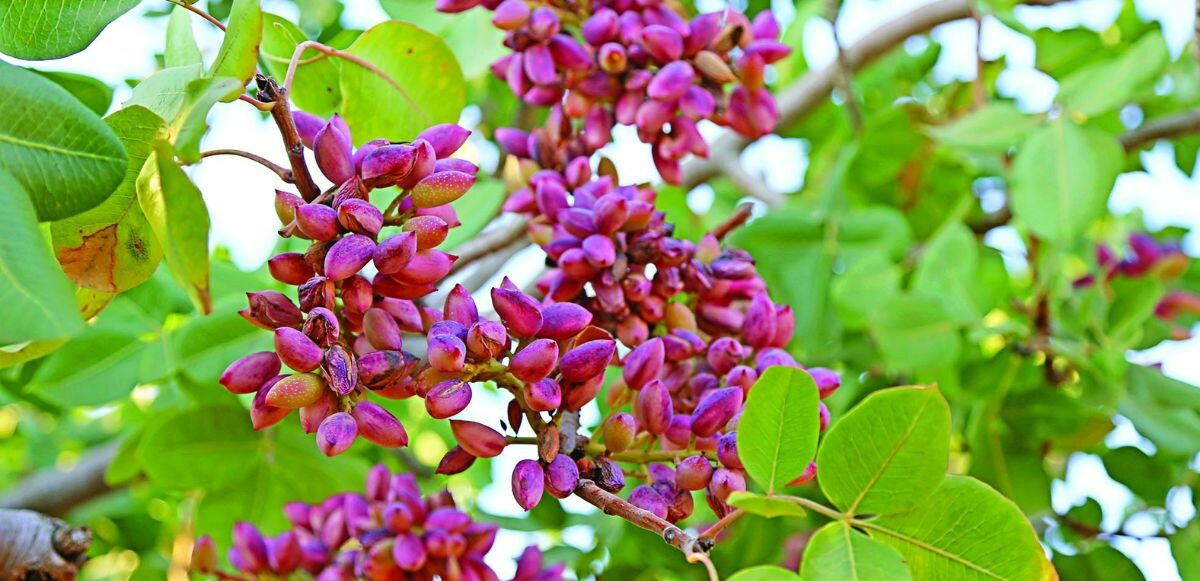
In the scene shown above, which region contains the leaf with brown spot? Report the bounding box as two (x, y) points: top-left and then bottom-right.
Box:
(52, 106), (167, 293)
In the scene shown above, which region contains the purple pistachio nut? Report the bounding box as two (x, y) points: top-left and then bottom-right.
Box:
(402, 215), (450, 250)
(807, 367), (841, 399)
(409, 170), (476, 209)
(537, 302), (593, 340)
(466, 320), (509, 360)
(297, 276), (335, 312)
(512, 459), (545, 511)
(647, 61), (696, 101)
(628, 485), (669, 520)
(436, 446), (477, 475)
(241, 290), (303, 330)
(691, 387), (743, 437)
(191, 535), (218, 573)
(706, 337), (746, 375)
(787, 461), (817, 486)
(425, 379), (472, 419)
(391, 531), (427, 571)
(623, 337), (665, 390)
(322, 344), (358, 396)
(593, 456), (626, 493)
(360, 144), (416, 188)
(251, 377), (290, 431)
(640, 24), (684, 62)
(373, 231), (418, 275)
(397, 140), (438, 190)
(267, 531), (301, 574)
(416, 124), (471, 158)
(390, 249), (457, 286)
(558, 339), (616, 382)
(427, 334), (467, 372)
(268, 252), (316, 285)
(324, 234), (376, 281)
(743, 293), (779, 349)
(524, 377), (562, 412)
(450, 420), (507, 458)
(352, 401), (409, 448)
(358, 350), (412, 388)
(544, 455), (580, 499)
(292, 111), (324, 149)
(635, 379), (673, 435)
(443, 284), (480, 325)
(819, 402), (831, 432)
(494, 127), (531, 158)
(492, 0), (531, 29)
(266, 372), (328, 409)
(299, 389), (336, 434)
(581, 234), (616, 267)
(295, 203), (341, 241)
(602, 412), (637, 453)
(317, 412), (358, 456)
(336, 199), (383, 237)
(314, 116), (354, 184)
(491, 281), (543, 337)
(362, 308), (403, 351)
(582, 8), (619, 45)
(709, 467), (747, 503)
(675, 455), (714, 491)
(717, 432), (743, 469)
(304, 306), (341, 347)
(275, 327), (324, 372)
(509, 338), (559, 382)
(221, 352), (281, 394)
(231, 522), (270, 572)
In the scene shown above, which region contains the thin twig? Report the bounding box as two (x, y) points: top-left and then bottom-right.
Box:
(699, 509), (745, 541)
(257, 76), (322, 202)
(573, 479), (709, 556)
(825, 0), (863, 133)
(971, 9), (986, 108)
(686, 552), (720, 581)
(283, 41), (431, 127)
(200, 149), (294, 183)
(1119, 108), (1200, 151)
(237, 94), (274, 111)
(166, 0), (226, 31)
(712, 202), (756, 241)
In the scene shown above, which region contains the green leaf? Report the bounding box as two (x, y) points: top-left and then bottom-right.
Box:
(0, 167), (84, 345)
(727, 565), (800, 581)
(727, 491), (808, 518)
(0, 61), (127, 221)
(864, 476), (1054, 580)
(260, 13), (342, 117)
(208, 0), (263, 91)
(30, 70), (114, 116)
(51, 106), (168, 293)
(165, 5), (204, 69)
(0, 0), (140, 59)
(125, 65), (205, 122)
(136, 141), (212, 314)
(737, 367), (820, 494)
(1054, 546), (1144, 581)
(139, 404), (262, 490)
(817, 386), (950, 515)
(171, 296), (271, 385)
(1056, 32), (1169, 117)
(926, 103), (1041, 153)
(831, 255), (900, 329)
(339, 21), (465, 146)
(912, 221), (981, 324)
(870, 293), (961, 373)
(379, 0), (507, 79)
(105, 424), (148, 485)
(800, 522), (912, 581)
(1010, 120), (1123, 244)
(1119, 366), (1200, 458)
(22, 293), (163, 407)
(1173, 523), (1200, 581)
(172, 76), (243, 162)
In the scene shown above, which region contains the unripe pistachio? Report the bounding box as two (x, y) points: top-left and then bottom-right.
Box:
(410, 171), (476, 208)
(402, 215), (450, 250)
(602, 412), (637, 453)
(266, 372), (327, 409)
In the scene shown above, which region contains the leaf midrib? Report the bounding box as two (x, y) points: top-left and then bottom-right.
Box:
(856, 519), (1006, 580)
(846, 394), (932, 515)
(0, 131), (123, 162)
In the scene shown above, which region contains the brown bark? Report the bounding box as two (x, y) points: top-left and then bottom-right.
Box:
(0, 509), (90, 581)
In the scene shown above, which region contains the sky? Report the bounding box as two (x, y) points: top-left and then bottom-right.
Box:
(3, 0), (1199, 578)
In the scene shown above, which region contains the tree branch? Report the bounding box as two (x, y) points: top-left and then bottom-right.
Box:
(0, 510), (90, 580)
(0, 442), (118, 517)
(573, 479), (711, 556)
(1120, 108), (1200, 151)
(257, 76), (322, 202)
(679, 0), (1073, 193)
(200, 149), (294, 183)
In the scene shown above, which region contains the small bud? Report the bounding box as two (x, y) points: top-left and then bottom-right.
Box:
(353, 401), (409, 447)
(275, 327), (324, 372)
(512, 459), (545, 510)
(558, 339), (616, 382)
(425, 380), (472, 419)
(450, 420), (507, 458)
(437, 446), (477, 475)
(296, 203), (341, 241)
(428, 334), (467, 372)
(221, 352), (282, 394)
(402, 215), (450, 250)
(410, 171), (475, 208)
(322, 344), (358, 396)
(629, 485), (669, 519)
(524, 378), (562, 412)
(675, 455), (714, 491)
(337, 199), (383, 237)
(509, 338), (559, 382)
(544, 455), (580, 498)
(691, 387), (743, 437)
(242, 291), (303, 330)
(416, 124), (471, 158)
(491, 283), (544, 337)
(602, 412), (637, 453)
(317, 412), (358, 456)
(623, 338), (665, 390)
(266, 373), (328, 409)
(635, 379), (673, 435)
